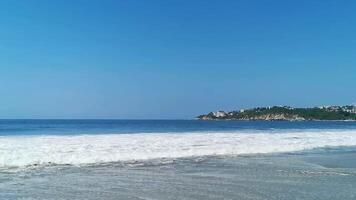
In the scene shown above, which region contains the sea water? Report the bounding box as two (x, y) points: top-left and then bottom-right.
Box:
(1, 120), (356, 199)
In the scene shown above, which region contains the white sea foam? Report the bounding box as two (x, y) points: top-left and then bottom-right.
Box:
(1, 130), (356, 168)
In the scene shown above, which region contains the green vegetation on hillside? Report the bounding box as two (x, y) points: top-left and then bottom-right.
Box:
(198, 106), (356, 121)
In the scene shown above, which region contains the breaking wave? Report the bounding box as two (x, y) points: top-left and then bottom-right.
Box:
(1, 130), (356, 168)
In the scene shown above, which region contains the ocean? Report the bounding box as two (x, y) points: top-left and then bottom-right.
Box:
(1, 120), (356, 199)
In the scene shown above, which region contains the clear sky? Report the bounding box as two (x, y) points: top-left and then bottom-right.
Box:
(0, 0), (355, 119)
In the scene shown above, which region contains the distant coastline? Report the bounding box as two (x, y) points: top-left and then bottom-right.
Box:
(197, 105), (356, 121)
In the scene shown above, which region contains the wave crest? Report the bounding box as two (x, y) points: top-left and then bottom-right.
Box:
(1, 130), (356, 168)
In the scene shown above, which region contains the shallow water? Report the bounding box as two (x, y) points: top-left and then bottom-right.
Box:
(1, 152), (356, 200)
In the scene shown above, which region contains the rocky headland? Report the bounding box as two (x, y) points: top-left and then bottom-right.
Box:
(198, 105), (356, 121)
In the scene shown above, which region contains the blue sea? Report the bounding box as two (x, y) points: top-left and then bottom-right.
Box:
(1, 120), (356, 200)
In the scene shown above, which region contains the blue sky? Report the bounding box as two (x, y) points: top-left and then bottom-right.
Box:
(0, 0), (355, 119)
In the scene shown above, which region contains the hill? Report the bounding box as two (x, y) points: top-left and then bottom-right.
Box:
(197, 105), (356, 121)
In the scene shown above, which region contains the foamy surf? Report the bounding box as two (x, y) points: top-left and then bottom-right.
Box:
(1, 130), (356, 168)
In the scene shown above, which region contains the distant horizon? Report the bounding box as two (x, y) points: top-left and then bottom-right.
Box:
(1, 0), (355, 119)
(0, 103), (355, 120)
